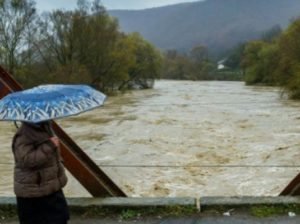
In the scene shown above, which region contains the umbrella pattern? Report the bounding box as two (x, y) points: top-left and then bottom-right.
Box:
(0, 84), (106, 123)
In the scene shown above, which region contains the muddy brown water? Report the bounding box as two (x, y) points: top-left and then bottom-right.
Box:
(1, 80), (299, 197)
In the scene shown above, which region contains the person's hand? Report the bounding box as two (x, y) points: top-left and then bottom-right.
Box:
(50, 137), (60, 147)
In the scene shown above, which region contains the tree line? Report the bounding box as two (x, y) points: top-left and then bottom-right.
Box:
(162, 46), (215, 80)
(225, 19), (300, 99)
(161, 46), (243, 81)
(0, 0), (162, 93)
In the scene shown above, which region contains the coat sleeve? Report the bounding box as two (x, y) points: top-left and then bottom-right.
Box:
(14, 137), (57, 168)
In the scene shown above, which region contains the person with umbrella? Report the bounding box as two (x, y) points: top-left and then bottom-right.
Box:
(12, 120), (69, 224)
(0, 84), (106, 224)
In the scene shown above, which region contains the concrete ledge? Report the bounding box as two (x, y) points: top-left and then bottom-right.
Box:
(1, 196), (300, 208)
(201, 196), (300, 207)
(0, 197), (16, 206)
(67, 197), (196, 207)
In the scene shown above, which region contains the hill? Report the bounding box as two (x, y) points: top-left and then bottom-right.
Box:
(109, 0), (300, 54)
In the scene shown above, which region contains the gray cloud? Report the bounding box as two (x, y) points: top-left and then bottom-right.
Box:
(101, 0), (200, 10)
(35, 0), (200, 11)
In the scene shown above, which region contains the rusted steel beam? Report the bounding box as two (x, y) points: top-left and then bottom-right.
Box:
(280, 173), (300, 196)
(0, 65), (126, 197)
(54, 123), (126, 197)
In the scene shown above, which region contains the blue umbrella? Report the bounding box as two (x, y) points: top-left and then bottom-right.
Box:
(0, 84), (106, 123)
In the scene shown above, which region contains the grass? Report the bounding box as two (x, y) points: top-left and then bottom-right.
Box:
(70, 204), (300, 220)
(70, 205), (197, 220)
(201, 204), (300, 218)
(250, 204), (300, 218)
(0, 205), (18, 220)
(2, 201), (300, 221)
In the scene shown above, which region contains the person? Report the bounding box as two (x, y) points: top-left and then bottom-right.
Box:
(12, 121), (69, 224)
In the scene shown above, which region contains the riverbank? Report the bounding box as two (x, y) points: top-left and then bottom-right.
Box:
(1, 196), (300, 223)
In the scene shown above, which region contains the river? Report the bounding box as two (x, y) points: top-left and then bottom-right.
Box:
(0, 80), (300, 197)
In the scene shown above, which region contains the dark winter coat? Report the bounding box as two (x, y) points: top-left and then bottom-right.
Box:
(12, 122), (68, 198)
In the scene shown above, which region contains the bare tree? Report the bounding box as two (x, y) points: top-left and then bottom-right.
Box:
(0, 0), (36, 74)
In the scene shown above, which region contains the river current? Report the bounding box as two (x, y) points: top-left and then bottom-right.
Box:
(0, 80), (299, 197)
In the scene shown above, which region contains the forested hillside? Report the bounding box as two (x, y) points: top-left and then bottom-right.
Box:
(110, 0), (300, 54)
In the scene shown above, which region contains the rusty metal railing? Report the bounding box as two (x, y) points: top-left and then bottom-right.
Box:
(280, 173), (300, 196)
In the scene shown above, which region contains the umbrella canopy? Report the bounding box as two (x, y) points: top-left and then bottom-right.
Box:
(0, 84), (106, 123)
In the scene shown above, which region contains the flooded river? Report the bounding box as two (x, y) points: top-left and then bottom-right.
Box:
(1, 80), (300, 197)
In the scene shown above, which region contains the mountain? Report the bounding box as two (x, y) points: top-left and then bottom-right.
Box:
(109, 0), (300, 54)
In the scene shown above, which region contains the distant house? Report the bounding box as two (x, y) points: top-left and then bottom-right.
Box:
(217, 59), (227, 70)
(218, 64), (225, 70)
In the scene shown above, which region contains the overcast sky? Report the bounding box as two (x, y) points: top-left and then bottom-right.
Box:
(35, 0), (201, 12)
